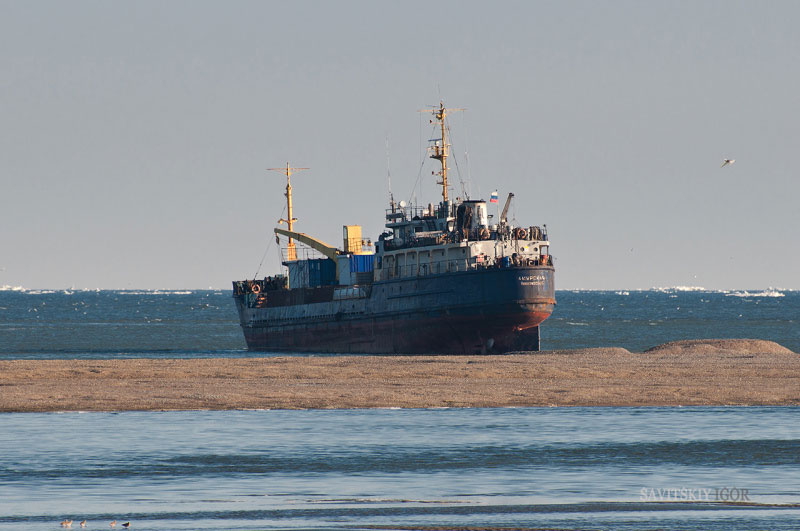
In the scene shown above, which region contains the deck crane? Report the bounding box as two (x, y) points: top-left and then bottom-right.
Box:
(500, 192), (514, 224)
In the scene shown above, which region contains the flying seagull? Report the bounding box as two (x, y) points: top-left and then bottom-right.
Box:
(721, 159), (735, 168)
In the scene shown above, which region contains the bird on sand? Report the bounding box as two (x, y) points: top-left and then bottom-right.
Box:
(80, 521), (87, 528)
(61, 521), (72, 528)
(122, 523), (131, 528)
(721, 159), (735, 168)
(109, 521), (116, 528)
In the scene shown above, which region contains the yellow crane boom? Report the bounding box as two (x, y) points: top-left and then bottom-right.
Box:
(274, 228), (341, 261)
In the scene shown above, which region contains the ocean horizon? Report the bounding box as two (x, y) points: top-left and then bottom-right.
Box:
(2, 286), (797, 358)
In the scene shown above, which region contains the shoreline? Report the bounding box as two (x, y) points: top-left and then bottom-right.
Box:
(1, 339), (797, 413)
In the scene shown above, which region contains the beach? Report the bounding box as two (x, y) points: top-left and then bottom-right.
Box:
(0, 339), (797, 412)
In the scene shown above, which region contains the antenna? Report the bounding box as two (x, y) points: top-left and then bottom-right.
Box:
(267, 162), (308, 261)
(386, 134), (395, 211)
(461, 150), (470, 199)
(463, 110), (472, 199)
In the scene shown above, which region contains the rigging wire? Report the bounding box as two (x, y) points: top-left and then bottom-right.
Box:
(462, 110), (473, 198)
(446, 118), (467, 199)
(511, 200), (518, 227)
(408, 120), (438, 205)
(417, 110), (424, 203)
(407, 151), (429, 206)
(419, 114), (423, 202)
(253, 203), (286, 280)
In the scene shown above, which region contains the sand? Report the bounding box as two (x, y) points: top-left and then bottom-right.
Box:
(0, 339), (797, 412)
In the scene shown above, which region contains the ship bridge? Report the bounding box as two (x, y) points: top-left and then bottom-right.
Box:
(374, 102), (551, 282)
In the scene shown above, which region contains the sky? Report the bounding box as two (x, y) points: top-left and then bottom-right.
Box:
(2, 1), (799, 290)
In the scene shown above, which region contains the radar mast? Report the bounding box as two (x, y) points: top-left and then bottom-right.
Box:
(268, 162), (308, 261)
(424, 102), (464, 203)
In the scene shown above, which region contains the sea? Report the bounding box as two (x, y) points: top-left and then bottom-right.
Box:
(1, 286), (799, 531)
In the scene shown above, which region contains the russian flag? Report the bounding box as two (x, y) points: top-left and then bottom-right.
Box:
(490, 190), (498, 203)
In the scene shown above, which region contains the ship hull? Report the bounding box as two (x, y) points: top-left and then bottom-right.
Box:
(235, 266), (554, 354)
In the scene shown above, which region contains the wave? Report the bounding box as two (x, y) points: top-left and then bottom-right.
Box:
(725, 290), (785, 298)
(17, 289), (75, 295)
(653, 286), (707, 293)
(116, 290), (195, 295)
(5, 440), (799, 480)
(2, 287), (101, 294)
(2, 288), (204, 295)
(563, 287), (712, 293)
(0, 285), (25, 292)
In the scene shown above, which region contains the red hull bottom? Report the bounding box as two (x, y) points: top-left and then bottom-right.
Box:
(242, 303), (553, 354)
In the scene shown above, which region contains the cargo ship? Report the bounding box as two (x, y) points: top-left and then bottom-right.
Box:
(233, 103), (555, 354)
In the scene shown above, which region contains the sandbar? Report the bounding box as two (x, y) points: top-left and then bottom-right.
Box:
(0, 339), (797, 412)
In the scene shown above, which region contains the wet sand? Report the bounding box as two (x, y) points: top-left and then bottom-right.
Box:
(1, 339), (797, 412)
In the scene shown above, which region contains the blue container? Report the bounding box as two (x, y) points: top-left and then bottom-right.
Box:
(501, 256), (511, 268)
(308, 258), (337, 287)
(321, 259), (336, 284)
(349, 255), (374, 273)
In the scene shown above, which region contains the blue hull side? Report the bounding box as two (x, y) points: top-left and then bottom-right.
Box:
(234, 266), (555, 354)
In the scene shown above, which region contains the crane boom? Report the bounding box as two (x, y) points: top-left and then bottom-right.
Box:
(274, 228), (341, 261)
(500, 192), (514, 223)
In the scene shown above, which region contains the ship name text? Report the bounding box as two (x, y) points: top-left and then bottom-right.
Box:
(518, 274), (547, 286)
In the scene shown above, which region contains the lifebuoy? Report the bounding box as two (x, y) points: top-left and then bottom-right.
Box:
(251, 283), (261, 294)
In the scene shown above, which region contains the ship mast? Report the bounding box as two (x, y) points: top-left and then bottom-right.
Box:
(426, 102), (464, 203)
(268, 162), (308, 261)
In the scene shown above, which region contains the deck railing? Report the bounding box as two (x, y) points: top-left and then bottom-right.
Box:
(380, 255), (551, 281)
